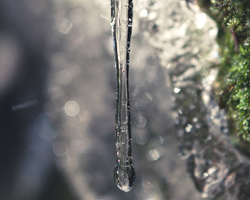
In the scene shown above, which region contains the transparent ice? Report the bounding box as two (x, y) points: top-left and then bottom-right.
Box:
(111, 0), (135, 192)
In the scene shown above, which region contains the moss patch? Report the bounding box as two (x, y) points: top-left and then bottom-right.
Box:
(198, 0), (250, 142)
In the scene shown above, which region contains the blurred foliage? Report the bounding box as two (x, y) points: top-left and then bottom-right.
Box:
(227, 45), (250, 141)
(198, 0), (250, 142)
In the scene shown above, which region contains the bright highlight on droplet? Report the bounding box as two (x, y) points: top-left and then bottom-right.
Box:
(64, 100), (80, 116)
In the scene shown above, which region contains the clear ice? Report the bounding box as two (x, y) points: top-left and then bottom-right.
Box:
(110, 0), (135, 192)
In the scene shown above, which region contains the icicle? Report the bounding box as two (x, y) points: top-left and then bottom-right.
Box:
(111, 0), (135, 192)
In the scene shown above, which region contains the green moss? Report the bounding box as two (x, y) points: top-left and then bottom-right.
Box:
(227, 45), (250, 140)
(198, 0), (250, 142)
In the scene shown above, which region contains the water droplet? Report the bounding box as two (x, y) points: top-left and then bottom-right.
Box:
(114, 161), (135, 192)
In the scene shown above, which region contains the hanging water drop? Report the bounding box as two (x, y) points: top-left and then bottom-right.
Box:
(110, 0), (135, 192)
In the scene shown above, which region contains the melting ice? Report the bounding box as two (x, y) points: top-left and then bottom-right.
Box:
(110, 0), (136, 192)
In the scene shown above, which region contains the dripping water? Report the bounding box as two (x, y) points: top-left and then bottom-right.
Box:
(111, 0), (135, 192)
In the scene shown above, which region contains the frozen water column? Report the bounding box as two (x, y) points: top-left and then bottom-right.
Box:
(111, 0), (136, 192)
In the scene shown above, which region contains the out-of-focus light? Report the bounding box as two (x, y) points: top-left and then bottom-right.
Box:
(0, 34), (20, 96)
(71, 139), (92, 154)
(192, 117), (198, 123)
(148, 12), (157, 21)
(57, 18), (73, 34)
(56, 69), (72, 85)
(195, 123), (201, 129)
(170, 96), (176, 103)
(194, 13), (207, 29)
(12, 99), (39, 111)
(178, 23), (188, 37)
(202, 94), (210, 104)
(148, 147), (164, 161)
(144, 92), (153, 103)
(207, 166), (217, 175)
(48, 86), (65, 101)
(201, 193), (208, 198)
(146, 66), (157, 77)
(64, 100), (80, 116)
(136, 115), (147, 128)
(135, 99), (147, 110)
(202, 172), (209, 179)
(174, 88), (181, 94)
(136, 131), (148, 145)
(212, 118), (219, 125)
(142, 178), (152, 189)
(208, 75), (215, 83)
(213, 51), (219, 57)
(53, 141), (68, 156)
(140, 9), (148, 18)
(149, 149), (160, 161)
(176, 129), (184, 138)
(185, 124), (192, 133)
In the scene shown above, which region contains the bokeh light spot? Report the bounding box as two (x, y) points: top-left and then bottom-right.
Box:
(64, 100), (80, 117)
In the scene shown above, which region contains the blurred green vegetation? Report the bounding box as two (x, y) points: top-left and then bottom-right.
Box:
(197, 0), (250, 143)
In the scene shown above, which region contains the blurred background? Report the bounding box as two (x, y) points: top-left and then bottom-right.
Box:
(1, 0), (249, 200)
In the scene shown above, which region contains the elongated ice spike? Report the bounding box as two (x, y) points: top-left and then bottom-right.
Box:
(111, 0), (135, 192)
